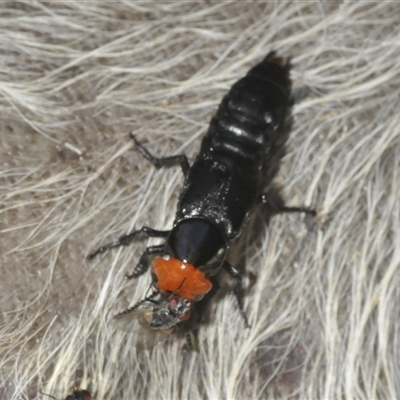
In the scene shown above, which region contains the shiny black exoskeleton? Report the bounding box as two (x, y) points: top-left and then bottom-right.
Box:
(88, 52), (315, 331)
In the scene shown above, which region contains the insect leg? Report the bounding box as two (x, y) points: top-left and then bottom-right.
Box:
(38, 392), (56, 400)
(278, 205), (316, 216)
(87, 227), (169, 259)
(125, 244), (164, 279)
(224, 261), (250, 328)
(114, 291), (160, 317)
(259, 193), (316, 216)
(129, 132), (189, 175)
(184, 330), (199, 353)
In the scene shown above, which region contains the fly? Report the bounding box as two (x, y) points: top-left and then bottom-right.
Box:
(88, 51), (316, 333)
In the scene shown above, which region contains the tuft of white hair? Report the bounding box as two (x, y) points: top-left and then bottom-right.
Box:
(1, 2), (399, 399)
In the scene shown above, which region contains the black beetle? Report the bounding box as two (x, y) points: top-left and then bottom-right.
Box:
(88, 51), (315, 332)
(40, 387), (92, 400)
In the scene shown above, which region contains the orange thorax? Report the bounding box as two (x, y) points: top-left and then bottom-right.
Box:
(152, 257), (212, 301)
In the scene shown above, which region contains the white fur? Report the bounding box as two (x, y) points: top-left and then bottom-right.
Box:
(1, 2), (399, 399)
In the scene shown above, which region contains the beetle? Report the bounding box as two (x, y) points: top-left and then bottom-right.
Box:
(64, 388), (92, 400)
(40, 387), (92, 400)
(88, 51), (315, 331)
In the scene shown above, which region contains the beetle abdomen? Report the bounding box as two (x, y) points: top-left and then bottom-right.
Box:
(204, 53), (291, 166)
(176, 53), (293, 238)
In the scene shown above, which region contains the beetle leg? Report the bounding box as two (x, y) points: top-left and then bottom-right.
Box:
(38, 392), (57, 400)
(224, 261), (250, 328)
(87, 226), (169, 259)
(259, 193), (316, 216)
(125, 244), (164, 279)
(277, 205), (316, 216)
(129, 132), (190, 175)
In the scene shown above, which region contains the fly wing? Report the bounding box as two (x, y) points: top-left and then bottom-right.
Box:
(113, 308), (172, 349)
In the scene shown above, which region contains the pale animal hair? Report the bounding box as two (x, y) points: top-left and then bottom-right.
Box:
(1, 2), (399, 399)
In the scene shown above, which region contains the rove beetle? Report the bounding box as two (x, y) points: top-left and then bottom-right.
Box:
(88, 52), (315, 332)
(40, 387), (92, 400)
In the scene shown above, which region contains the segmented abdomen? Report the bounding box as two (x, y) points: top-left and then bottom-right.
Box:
(203, 52), (292, 168)
(176, 53), (292, 239)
